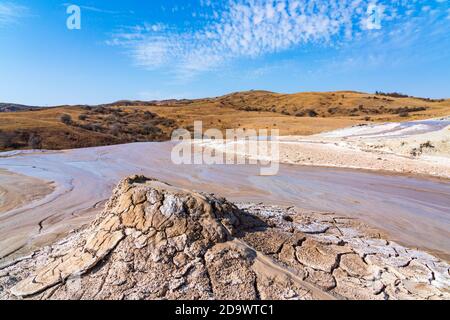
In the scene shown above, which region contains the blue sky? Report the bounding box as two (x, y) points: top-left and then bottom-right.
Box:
(0, 0), (449, 105)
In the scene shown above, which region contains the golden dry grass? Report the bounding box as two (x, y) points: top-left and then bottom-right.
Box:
(0, 90), (448, 151)
(210, 90), (450, 121)
(146, 103), (360, 136)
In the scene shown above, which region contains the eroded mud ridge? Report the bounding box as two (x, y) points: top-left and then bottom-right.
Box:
(0, 176), (448, 300)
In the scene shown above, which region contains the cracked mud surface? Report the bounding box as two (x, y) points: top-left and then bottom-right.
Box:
(0, 176), (448, 300)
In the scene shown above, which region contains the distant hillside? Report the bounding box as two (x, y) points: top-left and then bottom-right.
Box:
(100, 99), (195, 107)
(211, 90), (450, 119)
(0, 90), (448, 151)
(0, 103), (40, 112)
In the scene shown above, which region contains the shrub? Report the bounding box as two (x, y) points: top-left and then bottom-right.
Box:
(105, 115), (118, 123)
(307, 110), (318, 117)
(144, 111), (156, 119)
(375, 91), (409, 98)
(110, 124), (121, 136)
(78, 114), (88, 121)
(60, 114), (72, 125)
(95, 107), (107, 114)
(0, 131), (14, 149)
(143, 125), (162, 135)
(80, 123), (102, 132)
(421, 141), (435, 149)
(156, 118), (176, 127)
(296, 109), (318, 117)
(28, 133), (42, 149)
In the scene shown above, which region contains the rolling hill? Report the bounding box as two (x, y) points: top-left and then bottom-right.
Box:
(0, 103), (40, 113)
(0, 90), (448, 151)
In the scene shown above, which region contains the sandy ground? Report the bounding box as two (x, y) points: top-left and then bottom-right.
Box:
(0, 169), (54, 214)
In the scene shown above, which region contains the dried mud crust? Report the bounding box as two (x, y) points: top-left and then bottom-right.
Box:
(0, 176), (448, 300)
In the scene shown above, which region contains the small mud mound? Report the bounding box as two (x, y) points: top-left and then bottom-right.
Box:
(6, 176), (246, 299)
(0, 176), (448, 300)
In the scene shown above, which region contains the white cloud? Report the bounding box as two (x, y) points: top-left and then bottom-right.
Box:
(0, 2), (27, 26)
(109, 0), (448, 79)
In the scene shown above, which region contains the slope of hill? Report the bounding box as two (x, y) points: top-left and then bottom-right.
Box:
(0, 103), (39, 113)
(213, 90), (450, 120)
(0, 90), (448, 151)
(0, 106), (177, 150)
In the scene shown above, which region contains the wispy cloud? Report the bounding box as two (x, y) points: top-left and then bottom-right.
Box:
(109, 0), (450, 79)
(309, 3), (450, 78)
(0, 2), (28, 26)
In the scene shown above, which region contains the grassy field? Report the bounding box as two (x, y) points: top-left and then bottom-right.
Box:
(0, 90), (449, 151)
(212, 90), (450, 120)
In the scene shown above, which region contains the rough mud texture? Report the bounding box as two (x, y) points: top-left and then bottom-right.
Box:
(239, 203), (450, 300)
(0, 176), (449, 300)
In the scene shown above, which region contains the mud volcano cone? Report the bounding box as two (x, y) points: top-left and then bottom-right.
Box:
(10, 176), (253, 299)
